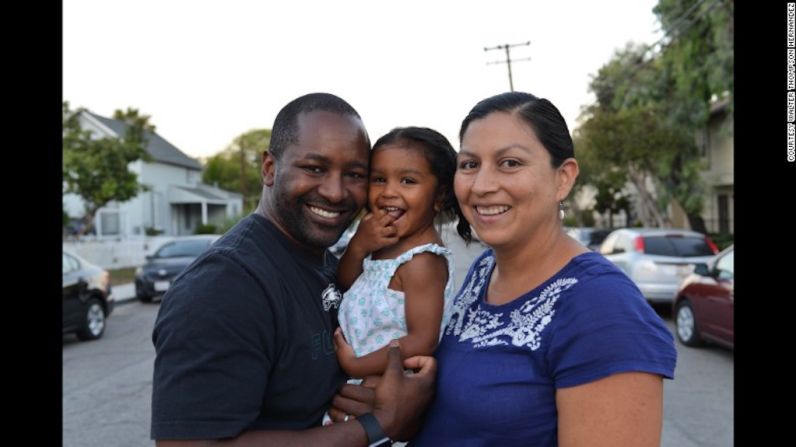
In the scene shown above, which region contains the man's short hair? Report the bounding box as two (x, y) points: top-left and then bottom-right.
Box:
(269, 93), (366, 160)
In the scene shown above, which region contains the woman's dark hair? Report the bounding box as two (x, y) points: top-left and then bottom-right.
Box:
(459, 91), (574, 167)
(372, 127), (471, 243)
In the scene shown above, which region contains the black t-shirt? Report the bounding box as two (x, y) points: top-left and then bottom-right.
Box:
(151, 213), (347, 439)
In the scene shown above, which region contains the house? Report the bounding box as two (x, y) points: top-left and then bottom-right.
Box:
(63, 110), (243, 238)
(697, 96), (734, 235)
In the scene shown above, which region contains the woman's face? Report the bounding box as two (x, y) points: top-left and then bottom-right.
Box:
(455, 111), (575, 249)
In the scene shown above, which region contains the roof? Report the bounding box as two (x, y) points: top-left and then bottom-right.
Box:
(83, 110), (202, 171)
(176, 186), (227, 201)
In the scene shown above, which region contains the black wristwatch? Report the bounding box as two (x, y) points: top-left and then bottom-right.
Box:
(357, 412), (392, 447)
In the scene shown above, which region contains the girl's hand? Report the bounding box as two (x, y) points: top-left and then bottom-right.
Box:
(333, 328), (357, 373)
(348, 210), (399, 255)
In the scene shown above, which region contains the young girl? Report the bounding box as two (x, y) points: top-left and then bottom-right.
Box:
(332, 126), (470, 386)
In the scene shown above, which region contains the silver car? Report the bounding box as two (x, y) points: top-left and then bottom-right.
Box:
(599, 228), (718, 303)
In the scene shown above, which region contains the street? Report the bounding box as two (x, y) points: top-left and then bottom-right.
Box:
(63, 235), (733, 446)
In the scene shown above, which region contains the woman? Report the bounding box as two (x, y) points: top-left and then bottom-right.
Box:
(410, 92), (677, 446)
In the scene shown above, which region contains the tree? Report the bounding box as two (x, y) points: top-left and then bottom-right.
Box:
(653, 0), (733, 129)
(62, 101), (153, 236)
(202, 128), (271, 213)
(652, 0), (733, 233)
(576, 39), (711, 229)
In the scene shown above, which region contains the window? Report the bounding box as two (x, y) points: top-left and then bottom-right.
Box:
(100, 210), (120, 236)
(154, 240), (212, 258)
(643, 236), (714, 257)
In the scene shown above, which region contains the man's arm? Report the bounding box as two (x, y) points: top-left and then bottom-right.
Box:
(157, 342), (437, 446)
(156, 422), (367, 447)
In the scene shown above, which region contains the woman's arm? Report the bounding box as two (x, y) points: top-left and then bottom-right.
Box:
(337, 212), (398, 291)
(335, 252), (448, 377)
(556, 372), (664, 447)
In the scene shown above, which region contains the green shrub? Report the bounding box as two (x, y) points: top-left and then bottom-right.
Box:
(194, 224), (218, 235)
(145, 226), (164, 236)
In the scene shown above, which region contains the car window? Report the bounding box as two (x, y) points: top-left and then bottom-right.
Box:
(716, 250), (734, 280)
(155, 240), (212, 258)
(589, 230), (610, 246)
(643, 235), (714, 257)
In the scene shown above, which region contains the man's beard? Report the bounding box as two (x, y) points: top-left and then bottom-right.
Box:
(271, 184), (356, 250)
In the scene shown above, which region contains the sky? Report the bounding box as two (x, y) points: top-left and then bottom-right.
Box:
(63, 0), (663, 160)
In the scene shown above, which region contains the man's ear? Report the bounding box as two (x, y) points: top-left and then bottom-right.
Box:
(555, 158), (580, 202)
(262, 152), (276, 186)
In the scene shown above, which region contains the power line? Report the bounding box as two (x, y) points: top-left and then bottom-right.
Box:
(484, 41), (531, 91)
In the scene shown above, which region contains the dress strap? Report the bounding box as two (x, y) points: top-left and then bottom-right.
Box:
(393, 243), (452, 267)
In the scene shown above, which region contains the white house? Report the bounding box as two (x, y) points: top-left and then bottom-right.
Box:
(63, 110), (243, 238)
(697, 96), (733, 234)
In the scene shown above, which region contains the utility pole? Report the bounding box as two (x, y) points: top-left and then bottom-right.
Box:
(484, 41), (531, 91)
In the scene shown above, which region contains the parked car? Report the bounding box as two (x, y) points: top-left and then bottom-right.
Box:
(599, 228), (718, 303)
(63, 250), (114, 341)
(135, 235), (220, 302)
(566, 227), (612, 251)
(673, 245), (734, 349)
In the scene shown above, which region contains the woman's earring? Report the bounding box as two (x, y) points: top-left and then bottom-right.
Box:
(559, 202), (566, 220)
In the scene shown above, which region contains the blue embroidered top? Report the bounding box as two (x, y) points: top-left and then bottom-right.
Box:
(411, 249), (677, 447)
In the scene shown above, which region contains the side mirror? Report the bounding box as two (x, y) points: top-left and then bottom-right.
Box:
(693, 263), (709, 276)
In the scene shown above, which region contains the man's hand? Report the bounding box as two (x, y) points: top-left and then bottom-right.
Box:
(373, 340), (437, 440)
(329, 341), (436, 441)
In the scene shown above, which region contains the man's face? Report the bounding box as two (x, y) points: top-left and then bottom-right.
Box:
(266, 110), (369, 251)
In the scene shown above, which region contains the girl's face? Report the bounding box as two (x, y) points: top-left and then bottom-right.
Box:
(368, 144), (441, 240)
(455, 111), (575, 249)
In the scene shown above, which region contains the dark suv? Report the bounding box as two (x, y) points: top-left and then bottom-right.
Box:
(63, 250), (114, 341)
(135, 235), (219, 302)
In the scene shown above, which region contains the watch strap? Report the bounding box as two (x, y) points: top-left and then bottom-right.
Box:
(357, 412), (391, 447)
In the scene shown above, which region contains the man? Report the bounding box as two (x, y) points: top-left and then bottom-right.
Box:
(151, 93), (435, 446)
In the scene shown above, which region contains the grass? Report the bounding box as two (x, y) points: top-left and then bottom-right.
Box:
(107, 267), (137, 286)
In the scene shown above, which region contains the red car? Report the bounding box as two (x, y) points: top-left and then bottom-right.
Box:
(673, 245), (734, 349)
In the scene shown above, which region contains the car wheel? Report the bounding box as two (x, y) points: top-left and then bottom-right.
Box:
(76, 298), (106, 341)
(675, 300), (703, 347)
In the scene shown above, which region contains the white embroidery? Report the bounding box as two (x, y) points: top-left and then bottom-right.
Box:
(448, 254), (578, 350)
(446, 256), (495, 336)
(321, 283), (342, 311)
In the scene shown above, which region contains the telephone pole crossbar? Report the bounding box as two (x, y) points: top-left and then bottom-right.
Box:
(484, 40), (531, 91)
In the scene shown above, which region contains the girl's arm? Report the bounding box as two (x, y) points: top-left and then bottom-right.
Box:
(335, 252), (448, 378)
(337, 211), (399, 291)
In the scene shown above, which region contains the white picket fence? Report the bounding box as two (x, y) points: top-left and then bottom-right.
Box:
(63, 236), (175, 270)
